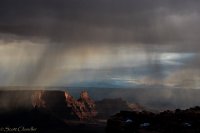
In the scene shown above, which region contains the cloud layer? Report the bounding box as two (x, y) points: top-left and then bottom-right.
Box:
(0, 0), (200, 88)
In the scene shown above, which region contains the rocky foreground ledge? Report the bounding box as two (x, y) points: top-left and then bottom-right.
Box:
(106, 107), (200, 133)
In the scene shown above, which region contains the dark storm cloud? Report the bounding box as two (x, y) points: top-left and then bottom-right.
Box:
(0, 0), (200, 87)
(0, 0), (200, 51)
(0, 0), (200, 110)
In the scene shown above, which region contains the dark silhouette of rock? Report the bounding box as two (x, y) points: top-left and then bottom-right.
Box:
(106, 107), (200, 133)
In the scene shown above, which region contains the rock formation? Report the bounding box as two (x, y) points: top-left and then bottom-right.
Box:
(32, 90), (46, 108)
(32, 90), (97, 120)
(77, 91), (97, 118)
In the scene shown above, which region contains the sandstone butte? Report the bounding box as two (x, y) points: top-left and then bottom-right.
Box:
(32, 90), (97, 120)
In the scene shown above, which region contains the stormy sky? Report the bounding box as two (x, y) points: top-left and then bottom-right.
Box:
(0, 0), (200, 88)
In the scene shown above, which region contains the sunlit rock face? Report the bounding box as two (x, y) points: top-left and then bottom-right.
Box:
(78, 91), (97, 118)
(31, 90), (46, 108)
(32, 90), (97, 120)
